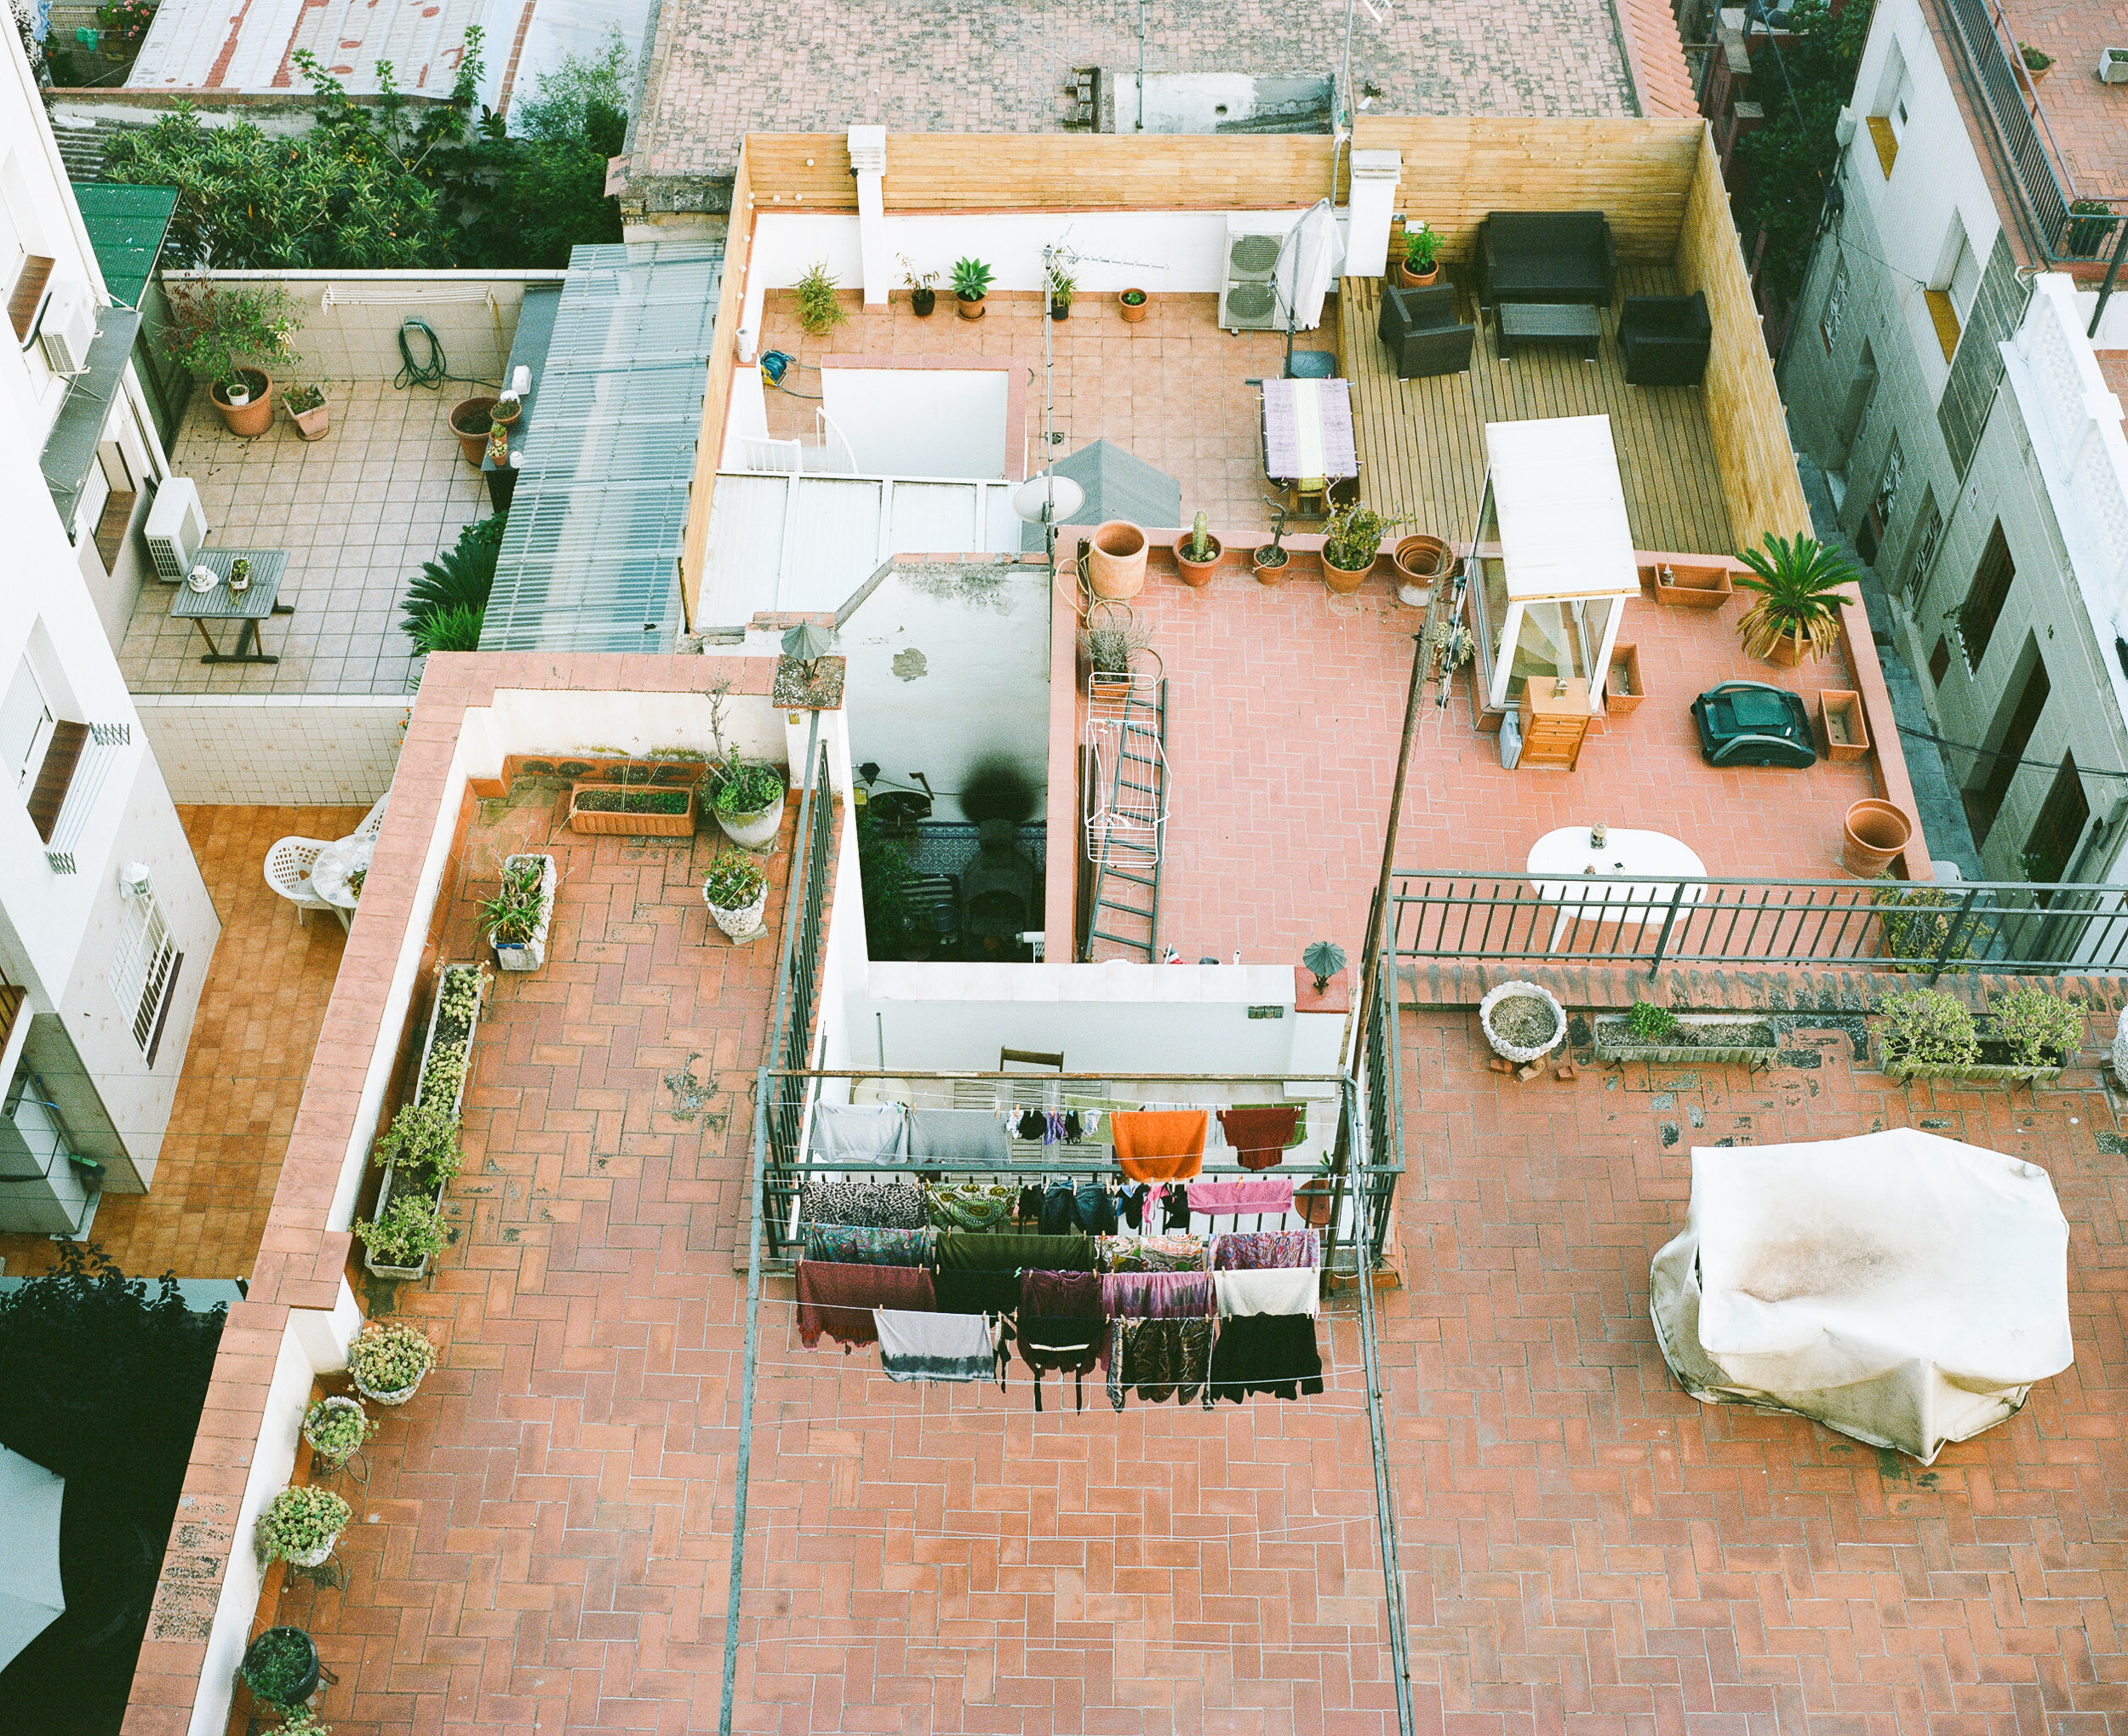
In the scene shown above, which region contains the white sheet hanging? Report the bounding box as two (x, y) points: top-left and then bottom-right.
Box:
(1649, 1129), (2072, 1464)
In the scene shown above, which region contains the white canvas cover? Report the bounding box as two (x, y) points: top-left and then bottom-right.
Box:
(1483, 415), (1638, 602)
(1649, 1129), (2072, 1464)
(0, 1445), (66, 1669)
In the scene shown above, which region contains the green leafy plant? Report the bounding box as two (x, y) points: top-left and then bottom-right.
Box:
(1873, 881), (1973, 968)
(855, 805), (921, 959)
(2019, 41), (2053, 71)
(1877, 987), (1979, 1069)
(278, 1709), (331, 1736)
(402, 513), (506, 642)
(1184, 511), (1214, 563)
(482, 857), (547, 945)
(239, 1626), (318, 1705)
(795, 261), (847, 336)
(712, 761), (784, 818)
(94, 0), (155, 49)
(1734, 532), (1858, 662)
(159, 283), (300, 392)
(703, 851), (767, 911)
(575, 786), (692, 814)
(1120, 288), (1147, 306)
(1321, 503), (1403, 573)
(301, 1397), (375, 1466)
(346, 1320), (436, 1391)
(256, 1486), (352, 1564)
(1624, 1000), (1679, 1042)
(900, 255), (937, 293)
(1990, 987), (2083, 1068)
(283, 383), (326, 414)
(353, 1192), (451, 1267)
(1083, 601), (1151, 677)
(1402, 220), (1439, 272)
(372, 1099), (462, 1185)
(952, 257), (993, 301)
(1046, 261), (1076, 309)
(414, 603), (485, 654)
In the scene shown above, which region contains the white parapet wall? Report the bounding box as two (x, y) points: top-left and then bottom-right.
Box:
(134, 695), (411, 803)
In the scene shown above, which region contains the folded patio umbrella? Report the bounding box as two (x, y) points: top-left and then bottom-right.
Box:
(1650, 1129), (2072, 1464)
(0, 1445), (66, 1670)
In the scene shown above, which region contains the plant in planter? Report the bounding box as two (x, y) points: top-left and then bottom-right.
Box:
(483, 854), (556, 970)
(1594, 1005), (1782, 1065)
(1877, 987), (1978, 1072)
(901, 255), (938, 317)
(277, 1710), (331, 1736)
(401, 512), (505, 652)
(1478, 979), (1565, 1066)
(1734, 531), (1858, 665)
(1396, 220), (1441, 287)
(703, 850), (769, 940)
(449, 397), (497, 466)
(1625, 999), (1678, 1043)
(1991, 986), (2083, 1069)
(1118, 287), (1149, 323)
(706, 686), (786, 847)
(1083, 601), (1151, 700)
(1320, 503), (1402, 594)
(1253, 500), (1291, 583)
(2019, 41), (2053, 77)
(301, 1395), (375, 1469)
(160, 283), (300, 437)
(952, 256), (992, 320)
(795, 260), (847, 336)
(2105, 47), (2128, 85)
(1873, 879), (1973, 968)
(352, 1191), (450, 1272)
(256, 1485), (352, 1568)
(1296, 1151), (1340, 1227)
(1175, 511), (1222, 587)
(240, 1625), (323, 1708)
(346, 1320), (436, 1405)
(1047, 261), (1076, 321)
(284, 382), (330, 441)
(228, 556), (253, 595)
(2068, 198), (2116, 255)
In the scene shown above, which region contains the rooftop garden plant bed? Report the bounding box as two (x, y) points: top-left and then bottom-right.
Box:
(568, 781), (698, 836)
(356, 963), (481, 1280)
(1874, 985), (2082, 1084)
(1593, 1003), (1781, 1067)
(483, 853), (556, 971)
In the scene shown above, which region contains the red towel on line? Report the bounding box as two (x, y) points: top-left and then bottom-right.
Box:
(1111, 1110), (1208, 1182)
(1217, 1105), (1301, 1171)
(796, 1260), (935, 1350)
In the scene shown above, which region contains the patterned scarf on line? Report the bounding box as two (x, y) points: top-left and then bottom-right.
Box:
(801, 1179), (927, 1230)
(1210, 1230), (1320, 1271)
(800, 1223), (931, 1267)
(924, 1182), (1018, 1231)
(1099, 1233), (1209, 1273)
(1107, 1317), (1215, 1408)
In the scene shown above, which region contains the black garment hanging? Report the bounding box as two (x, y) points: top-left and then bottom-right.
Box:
(1207, 1314), (1324, 1402)
(1019, 1316), (1103, 1410)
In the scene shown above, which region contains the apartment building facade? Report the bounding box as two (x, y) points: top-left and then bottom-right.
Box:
(0, 27), (220, 1234)
(1781, 0), (2128, 884)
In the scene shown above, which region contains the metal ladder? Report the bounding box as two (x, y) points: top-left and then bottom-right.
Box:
(1083, 673), (1168, 961)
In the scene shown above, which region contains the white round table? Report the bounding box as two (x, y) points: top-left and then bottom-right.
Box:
(310, 834), (375, 927)
(1526, 826), (1707, 953)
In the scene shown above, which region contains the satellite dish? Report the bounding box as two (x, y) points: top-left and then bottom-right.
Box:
(1010, 471), (1086, 524)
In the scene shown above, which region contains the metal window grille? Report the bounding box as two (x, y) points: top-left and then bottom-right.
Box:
(1873, 432), (1904, 524)
(110, 891), (175, 1051)
(1903, 495), (1943, 603)
(1819, 256), (1848, 352)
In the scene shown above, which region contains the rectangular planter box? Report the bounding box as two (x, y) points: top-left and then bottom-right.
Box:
(568, 782), (697, 837)
(365, 962), (483, 1281)
(491, 853), (557, 972)
(1818, 689), (1868, 762)
(1879, 1045), (2066, 1086)
(1593, 1012), (1780, 1068)
(1643, 562), (1733, 609)
(1605, 642), (1645, 715)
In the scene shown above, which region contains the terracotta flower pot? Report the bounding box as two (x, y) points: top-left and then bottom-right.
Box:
(1393, 534), (1449, 606)
(1296, 1179), (1336, 1227)
(956, 293), (987, 321)
(288, 393), (330, 442)
(212, 370), (274, 437)
(1119, 290), (1149, 323)
(451, 397), (498, 467)
(1174, 534), (1222, 588)
(1842, 799), (1913, 877)
(1394, 256), (1440, 288)
(1322, 553), (1376, 595)
(1087, 522), (1148, 599)
(1760, 623), (1811, 666)
(1253, 547), (1290, 585)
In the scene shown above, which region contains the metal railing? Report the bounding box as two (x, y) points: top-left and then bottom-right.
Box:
(1934, 0), (2125, 265)
(1389, 871), (2128, 983)
(764, 727), (835, 1170)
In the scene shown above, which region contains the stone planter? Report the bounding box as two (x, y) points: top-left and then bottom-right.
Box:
(301, 1396), (368, 1466)
(1879, 1032), (2068, 1087)
(568, 782), (698, 837)
(286, 1533), (340, 1570)
(1593, 1013), (1781, 1068)
(1479, 979), (1566, 1065)
(491, 853), (556, 972)
(350, 1366), (424, 1406)
(364, 963), (481, 1282)
(706, 884), (769, 941)
(287, 391), (330, 442)
(715, 791), (787, 850)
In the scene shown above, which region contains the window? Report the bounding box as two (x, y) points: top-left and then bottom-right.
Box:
(2024, 754), (2090, 882)
(110, 889), (181, 1057)
(1868, 50), (1911, 175)
(1962, 637), (2049, 845)
(1929, 636), (1953, 684)
(1, 656), (54, 791)
(1902, 490), (1942, 603)
(1954, 522), (2015, 670)
(1821, 254), (1849, 352)
(1925, 222), (1975, 363)
(1858, 432), (1902, 564)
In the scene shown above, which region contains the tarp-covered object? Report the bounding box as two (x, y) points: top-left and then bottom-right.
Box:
(0, 1444), (66, 1669)
(1650, 1129), (2072, 1464)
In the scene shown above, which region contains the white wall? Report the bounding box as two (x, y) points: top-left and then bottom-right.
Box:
(822, 368), (1009, 479)
(134, 696), (410, 803)
(841, 560), (1050, 825)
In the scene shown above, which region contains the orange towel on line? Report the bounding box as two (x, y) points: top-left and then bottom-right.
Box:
(1112, 1110), (1208, 1182)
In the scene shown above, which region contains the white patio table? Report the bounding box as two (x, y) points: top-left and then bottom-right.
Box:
(1525, 825), (1707, 953)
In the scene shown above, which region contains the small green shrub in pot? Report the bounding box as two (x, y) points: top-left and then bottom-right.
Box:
(481, 856), (546, 945)
(256, 1485), (352, 1565)
(1624, 1000), (1679, 1042)
(352, 1193), (450, 1269)
(346, 1320), (437, 1397)
(301, 1396), (375, 1467)
(1990, 987), (2083, 1068)
(1877, 988), (1978, 1070)
(1320, 502), (1403, 575)
(703, 851), (768, 912)
(239, 1625), (319, 1705)
(713, 760), (784, 819)
(794, 260), (847, 336)
(371, 1099), (462, 1186)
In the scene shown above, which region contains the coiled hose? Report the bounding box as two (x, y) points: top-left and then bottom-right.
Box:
(393, 317), (496, 392)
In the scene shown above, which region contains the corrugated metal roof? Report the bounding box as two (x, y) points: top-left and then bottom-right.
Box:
(71, 183), (177, 306)
(481, 241), (721, 653)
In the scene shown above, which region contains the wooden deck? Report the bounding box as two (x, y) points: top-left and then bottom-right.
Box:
(1337, 268), (1736, 557)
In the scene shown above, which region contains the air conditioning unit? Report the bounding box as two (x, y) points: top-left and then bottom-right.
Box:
(1219, 218), (1287, 333)
(37, 277), (97, 374)
(145, 478), (208, 582)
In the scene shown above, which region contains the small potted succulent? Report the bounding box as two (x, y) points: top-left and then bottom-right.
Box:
(228, 556), (252, 596)
(257, 1486), (352, 1568)
(301, 1396), (375, 1469)
(346, 1320), (437, 1406)
(240, 1625), (323, 1707)
(703, 851), (769, 940)
(1253, 502), (1291, 585)
(483, 853), (557, 971)
(1174, 511), (1222, 587)
(952, 256), (992, 321)
(284, 383), (330, 441)
(901, 255), (938, 317)
(489, 389), (523, 429)
(1320, 502), (1401, 595)
(1118, 288), (1150, 323)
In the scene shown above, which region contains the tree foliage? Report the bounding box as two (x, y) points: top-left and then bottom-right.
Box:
(100, 28), (626, 271)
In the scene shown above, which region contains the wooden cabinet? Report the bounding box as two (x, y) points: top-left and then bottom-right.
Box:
(1519, 678), (1591, 771)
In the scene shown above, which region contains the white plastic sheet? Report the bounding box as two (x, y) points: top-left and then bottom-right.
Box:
(1650, 1129), (2072, 1463)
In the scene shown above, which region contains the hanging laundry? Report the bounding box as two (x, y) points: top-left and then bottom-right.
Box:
(924, 1182), (1017, 1231)
(1208, 1314), (1324, 1402)
(797, 1261), (935, 1349)
(909, 1107), (1012, 1167)
(801, 1179), (926, 1230)
(1015, 1108), (1045, 1141)
(1213, 1266), (1320, 1318)
(1016, 1184), (1046, 1225)
(1212, 1231), (1320, 1271)
(1100, 1232), (1208, 1273)
(1117, 1183), (1149, 1230)
(1185, 1178), (1296, 1217)
(877, 1309), (1002, 1384)
(808, 1103), (911, 1162)
(802, 1224), (931, 1267)
(1108, 1317), (1216, 1408)
(1217, 1105), (1302, 1170)
(1021, 1269), (1101, 1318)
(1111, 1109), (1208, 1181)
(1018, 1316), (1104, 1410)
(1160, 1185), (1193, 1232)
(934, 1268), (1022, 1316)
(1100, 1270), (1214, 1322)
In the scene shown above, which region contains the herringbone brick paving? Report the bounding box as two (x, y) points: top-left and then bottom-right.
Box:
(262, 780), (2127, 1733)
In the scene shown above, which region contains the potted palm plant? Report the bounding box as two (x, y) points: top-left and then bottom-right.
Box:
(703, 851), (769, 940)
(1320, 503), (1402, 595)
(1175, 511), (1221, 587)
(952, 257), (993, 321)
(1735, 532), (1860, 666)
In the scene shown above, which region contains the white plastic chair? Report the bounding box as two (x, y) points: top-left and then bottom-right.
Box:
(265, 836), (338, 928)
(354, 791), (390, 842)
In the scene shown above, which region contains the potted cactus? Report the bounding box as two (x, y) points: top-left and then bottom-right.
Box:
(1175, 512), (1222, 587)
